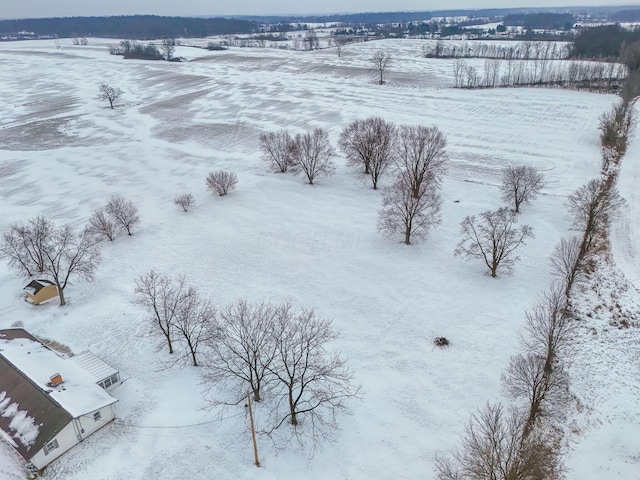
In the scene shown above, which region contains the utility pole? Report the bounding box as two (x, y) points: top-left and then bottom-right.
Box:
(247, 393), (260, 467)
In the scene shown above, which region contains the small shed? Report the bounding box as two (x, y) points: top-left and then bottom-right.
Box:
(69, 351), (121, 391)
(23, 279), (58, 305)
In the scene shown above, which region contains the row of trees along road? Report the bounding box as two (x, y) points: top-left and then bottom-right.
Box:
(435, 93), (636, 479)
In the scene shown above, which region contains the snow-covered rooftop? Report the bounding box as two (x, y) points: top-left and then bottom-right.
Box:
(68, 350), (118, 383)
(0, 334), (117, 418)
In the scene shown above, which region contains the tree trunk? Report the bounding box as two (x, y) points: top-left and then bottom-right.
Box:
(289, 391), (297, 425)
(57, 284), (66, 306)
(164, 332), (174, 354)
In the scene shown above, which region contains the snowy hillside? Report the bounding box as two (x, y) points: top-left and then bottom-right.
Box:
(0, 38), (633, 479)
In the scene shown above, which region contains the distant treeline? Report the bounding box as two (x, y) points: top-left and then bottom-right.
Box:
(0, 15), (255, 39)
(573, 24), (640, 59)
(503, 13), (575, 30)
(611, 10), (640, 22)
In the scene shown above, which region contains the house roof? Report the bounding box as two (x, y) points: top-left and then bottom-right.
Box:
(23, 279), (55, 295)
(0, 329), (117, 460)
(68, 351), (118, 383)
(0, 355), (72, 461)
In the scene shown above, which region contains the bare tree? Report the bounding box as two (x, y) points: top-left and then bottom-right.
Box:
(0, 215), (53, 276)
(394, 125), (448, 199)
(106, 194), (140, 235)
(370, 50), (392, 85)
(338, 116), (396, 189)
(160, 37), (175, 61)
(550, 236), (582, 296)
(567, 179), (624, 252)
(499, 165), (545, 213)
(378, 179), (442, 245)
(173, 286), (213, 367)
(259, 130), (295, 173)
(435, 403), (560, 480)
(202, 300), (281, 402)
(266, 307), (361, 442)
(134, 270), (189, 355)
(502, 353), (569, 438)
(334, 36), (351, 57)
(522, 286), (574, 374)
(174, 193), (195, 212)
(454, 207), (533, 278)
(87, 208), (117, 241)
(291, 128), (336, 185)
(206, 171), (238, 196)
(98, 84), (123, 109)
(598, 100), (636, 160)
(40, 225), (101, 306)
(303, 30), (319, 50)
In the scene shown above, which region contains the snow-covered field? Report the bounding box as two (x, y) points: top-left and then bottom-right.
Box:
(0, 37), (635, 479)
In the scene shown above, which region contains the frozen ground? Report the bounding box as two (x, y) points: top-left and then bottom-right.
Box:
(0, 37), (634, 479)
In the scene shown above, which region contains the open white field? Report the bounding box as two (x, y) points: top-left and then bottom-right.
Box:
(0, 37), (633, 479)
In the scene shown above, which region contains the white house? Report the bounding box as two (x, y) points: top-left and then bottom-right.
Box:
(0, 328), (118, 471)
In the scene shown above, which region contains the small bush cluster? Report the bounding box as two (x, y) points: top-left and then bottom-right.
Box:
(87, 194), (140, 240)
(206, 171), (238, 196)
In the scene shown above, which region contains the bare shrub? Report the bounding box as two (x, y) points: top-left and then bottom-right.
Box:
(338, 116), (396, 189)
(435, 403), (561, 480)
(259, 130), (296, 173)
(499, 165), (544, 213)
(378, 178), (442, 245)
(454, 207), (533, 277)
(174, 193), (195, 212)
(106, 194), (140, 235)
(206, 171), (238, 196)
(87, 208), (117, 241)
(291, 128), (336, 185)
(394, 125), (448, 199)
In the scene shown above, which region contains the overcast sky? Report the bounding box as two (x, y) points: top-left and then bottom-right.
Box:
(3, 1), (640, 19)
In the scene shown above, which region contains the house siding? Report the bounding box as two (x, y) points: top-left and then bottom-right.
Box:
(29, 405), (116, 470)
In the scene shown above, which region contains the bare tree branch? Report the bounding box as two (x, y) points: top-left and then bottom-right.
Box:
(291, 128), (336, 185)
(378, 178), (441, 245)
(499, 165), (544, 213)
(394, 125), (448, 199)
(454, 207), (533, 277)
(339, 116), (395, 189)
(106, 194), (140, 235)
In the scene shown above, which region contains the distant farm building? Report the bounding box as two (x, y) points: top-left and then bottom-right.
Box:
(0, 329), (118, 471)
(23, 279), (58, 305)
